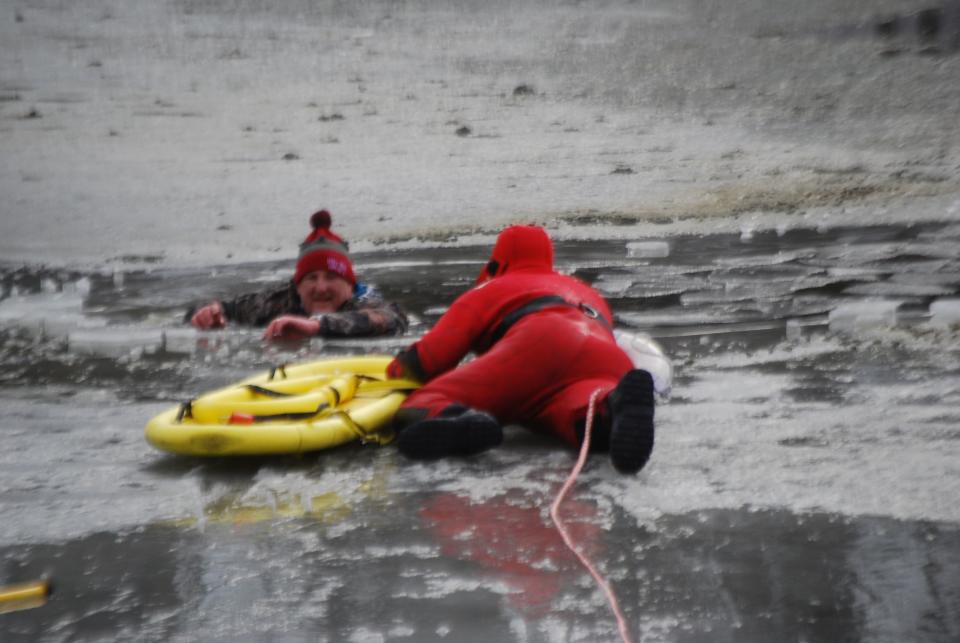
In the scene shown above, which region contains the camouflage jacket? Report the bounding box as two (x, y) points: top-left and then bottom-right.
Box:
(191, 281), (408, 337)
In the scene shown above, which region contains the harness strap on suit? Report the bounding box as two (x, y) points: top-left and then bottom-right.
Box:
(490, 295), (611, 344)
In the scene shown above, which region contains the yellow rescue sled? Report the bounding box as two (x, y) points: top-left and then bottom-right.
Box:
(145, 355), (419, 456)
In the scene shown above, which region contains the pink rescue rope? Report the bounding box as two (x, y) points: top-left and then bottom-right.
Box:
(549, 388), (634, 643)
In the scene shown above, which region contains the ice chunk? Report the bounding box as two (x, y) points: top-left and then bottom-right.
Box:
(828, 300), (901, 333)
(900, 242), (959, 260)
(785, 317), (828, 340)
(826, 267), (887, 279)
(69, 327), (164, 357)
(891, 272), (960, 287)
(844, 282), (954, 297)
(714, 251), (804, 267)
(73, 277), (92, 296)
(786, 318), (802, 340)
(678, 287), (728, 305)
(626, 241), (671, 258)
(595, 276), (634, 296)
(929, 298), (960, 327)
(817, 242), (904, 265)
(619, 310), (754, 327)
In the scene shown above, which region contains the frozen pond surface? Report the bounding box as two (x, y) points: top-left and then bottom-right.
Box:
(2, 222), (960, 642)
(2, 0), (960, 268)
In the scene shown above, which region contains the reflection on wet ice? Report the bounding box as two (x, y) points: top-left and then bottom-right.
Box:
(2, 507), (958, 642)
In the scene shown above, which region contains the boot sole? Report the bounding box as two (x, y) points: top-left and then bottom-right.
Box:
(609, 370), (655, 474)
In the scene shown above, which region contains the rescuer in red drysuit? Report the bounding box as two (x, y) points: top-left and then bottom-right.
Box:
(387, 224), (656, 473)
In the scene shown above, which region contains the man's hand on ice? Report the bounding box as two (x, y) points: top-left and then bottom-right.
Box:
(191, 301), (227, 329)
(262, 315), (321, 341)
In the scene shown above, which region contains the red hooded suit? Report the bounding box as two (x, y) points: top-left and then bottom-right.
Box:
(391, 225), (634, 447)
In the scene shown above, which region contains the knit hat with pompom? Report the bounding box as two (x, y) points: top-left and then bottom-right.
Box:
(293, 210), (355, 285)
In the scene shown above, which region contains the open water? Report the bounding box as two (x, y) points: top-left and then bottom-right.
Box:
(2, 221), (960, 642)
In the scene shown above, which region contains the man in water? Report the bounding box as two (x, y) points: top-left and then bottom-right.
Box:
(386, 224), (656, 474)
(189, 210), (408, 340)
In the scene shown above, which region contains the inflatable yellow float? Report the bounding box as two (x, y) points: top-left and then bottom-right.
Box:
(145, 355), (419, 456)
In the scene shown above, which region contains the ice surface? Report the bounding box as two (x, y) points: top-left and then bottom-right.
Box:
(610, 331), (960, 524)
(1, 1), (959, 270)
(160, 327), (202, 354)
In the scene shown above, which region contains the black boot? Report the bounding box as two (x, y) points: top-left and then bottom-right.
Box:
(607, 370), (655, 474)
(397, 405), (503, 460)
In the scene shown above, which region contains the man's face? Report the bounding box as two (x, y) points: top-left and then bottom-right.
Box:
(296, 270), (353, 314)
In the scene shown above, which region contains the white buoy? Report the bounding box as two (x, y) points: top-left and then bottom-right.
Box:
(930, 298), (960, 328)
(613, 330), (673, 397)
